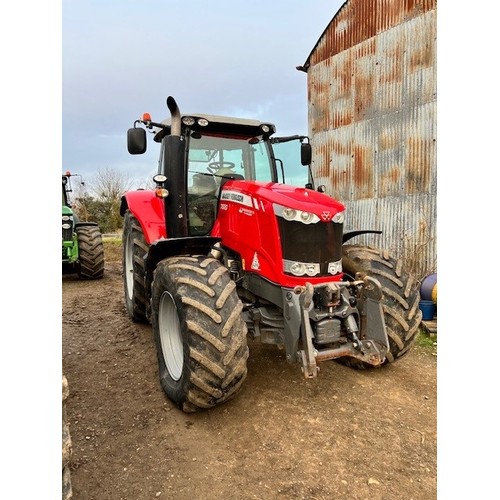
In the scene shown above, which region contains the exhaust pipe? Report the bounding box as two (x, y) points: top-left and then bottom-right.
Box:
(167, 96), (181, 137)
(162, 96), (188, 238)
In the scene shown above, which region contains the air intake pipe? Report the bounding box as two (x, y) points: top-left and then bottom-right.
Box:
(167, 96), (181, 137)
(162, 96), (188, 238)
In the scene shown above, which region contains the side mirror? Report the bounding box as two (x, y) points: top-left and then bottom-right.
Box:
(301, 142), (312, 166)
(127, 127), (147, 155)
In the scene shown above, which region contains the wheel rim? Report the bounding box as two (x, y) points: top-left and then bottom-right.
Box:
(125, 233), (134, 301)
(158, 291), (184, 381)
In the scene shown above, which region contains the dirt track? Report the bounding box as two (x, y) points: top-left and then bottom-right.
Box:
(62, 260), (437, 500)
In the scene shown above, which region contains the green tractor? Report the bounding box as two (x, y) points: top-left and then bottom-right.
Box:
(62, 172), (105, 279)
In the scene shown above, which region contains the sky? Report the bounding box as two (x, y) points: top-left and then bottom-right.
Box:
(62, 0), (346, 187)
(2, 1), (500, 497)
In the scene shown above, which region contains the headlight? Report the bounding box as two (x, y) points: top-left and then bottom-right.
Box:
(62, 223), (71, 230)
(197, 118), (209, 126)
(284, 260), (320, 277)
(300, 211), (314, 223)
(182, 116), (195, 126)
(327, 260), (342, 275)
(153, 174), (167, 183)
(262, 123), (276, 134)
(332, 211), (345, 224)
(273, 204), (320, 224)
(290, 262), (305, 276)
(62, 215), (71, 221)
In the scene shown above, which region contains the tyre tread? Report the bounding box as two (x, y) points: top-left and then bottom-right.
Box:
(76, 225), (105, 279)
(122, 211), (149, 323)
(152, 256), (248, 412)
(341, 244), (422, 367)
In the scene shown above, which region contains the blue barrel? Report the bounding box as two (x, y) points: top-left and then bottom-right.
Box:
(421, 273), (437, 304)
(419, 300), (436, 321)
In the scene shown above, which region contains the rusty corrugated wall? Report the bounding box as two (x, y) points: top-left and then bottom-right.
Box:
(301, 0), (437, 278)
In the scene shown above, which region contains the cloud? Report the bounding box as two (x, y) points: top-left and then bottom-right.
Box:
(62, 0), (345, 179)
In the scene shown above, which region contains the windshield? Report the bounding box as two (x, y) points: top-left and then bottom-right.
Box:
(187, 132), (274, 184)
(186, 132), (275, 236)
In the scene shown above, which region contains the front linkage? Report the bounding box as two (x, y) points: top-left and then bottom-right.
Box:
(286, 276), (390, 378)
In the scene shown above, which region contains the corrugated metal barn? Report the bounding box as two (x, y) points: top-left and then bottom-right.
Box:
(298, 0), (437, 279)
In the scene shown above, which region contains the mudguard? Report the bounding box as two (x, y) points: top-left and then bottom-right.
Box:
(120, 190), (166, 244)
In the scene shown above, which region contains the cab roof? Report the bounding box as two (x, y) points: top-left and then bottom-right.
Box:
(153, 113), (276, 142)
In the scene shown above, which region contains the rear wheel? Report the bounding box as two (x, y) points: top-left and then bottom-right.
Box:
(340, 245), (422, 368)
(122, 210), (149, 323)
(76, 225), (104, 279)
(151, 255), (248, 413)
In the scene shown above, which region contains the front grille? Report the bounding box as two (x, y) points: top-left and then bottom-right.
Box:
(62, 221), (73, 242)
(277, 218), (343, 275)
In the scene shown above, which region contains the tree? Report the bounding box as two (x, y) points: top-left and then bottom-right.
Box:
(92, 167), (135, 204)
(73, 168), (135, 233)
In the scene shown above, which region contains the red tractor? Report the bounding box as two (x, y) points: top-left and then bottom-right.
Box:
(121, 96), (421, 413)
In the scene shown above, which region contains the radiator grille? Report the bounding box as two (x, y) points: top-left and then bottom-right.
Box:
(277, 218), (343, 275)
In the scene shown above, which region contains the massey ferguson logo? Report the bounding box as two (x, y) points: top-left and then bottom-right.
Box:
(321, 211), (331, 221)
(220, 190), (253, 208)
(221, 192), (244, 202)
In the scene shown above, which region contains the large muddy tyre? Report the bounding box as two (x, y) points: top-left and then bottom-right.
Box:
(340, 245), (422, 368)
(122, 210), (149, 323)
(76, 225), (104, 279)
(151, 255), (249, 413)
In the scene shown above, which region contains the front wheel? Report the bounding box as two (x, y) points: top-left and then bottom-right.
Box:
(151, 255), (248, 413)
(76, 225), (104, 279)
(340, 245), (422, 368)
(122, 210), (149, 323)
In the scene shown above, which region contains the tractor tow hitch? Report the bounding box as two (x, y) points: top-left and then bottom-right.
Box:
(314, 339), (386, 365)
(295, 276), (389, 378)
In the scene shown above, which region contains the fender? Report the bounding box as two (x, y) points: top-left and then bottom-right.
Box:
(343, 230), (382, 243)
(144, 236), (221, 295)
(74, 221), (99, 228)
(120, 190), (166, 244)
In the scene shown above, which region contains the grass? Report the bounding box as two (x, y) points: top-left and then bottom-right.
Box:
(415, 328), (437, 350)
(103, 237), (122, 262)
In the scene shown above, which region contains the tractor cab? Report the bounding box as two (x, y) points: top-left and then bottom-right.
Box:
(62, 175), (70, 207)
(127, 109), (313, 237)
